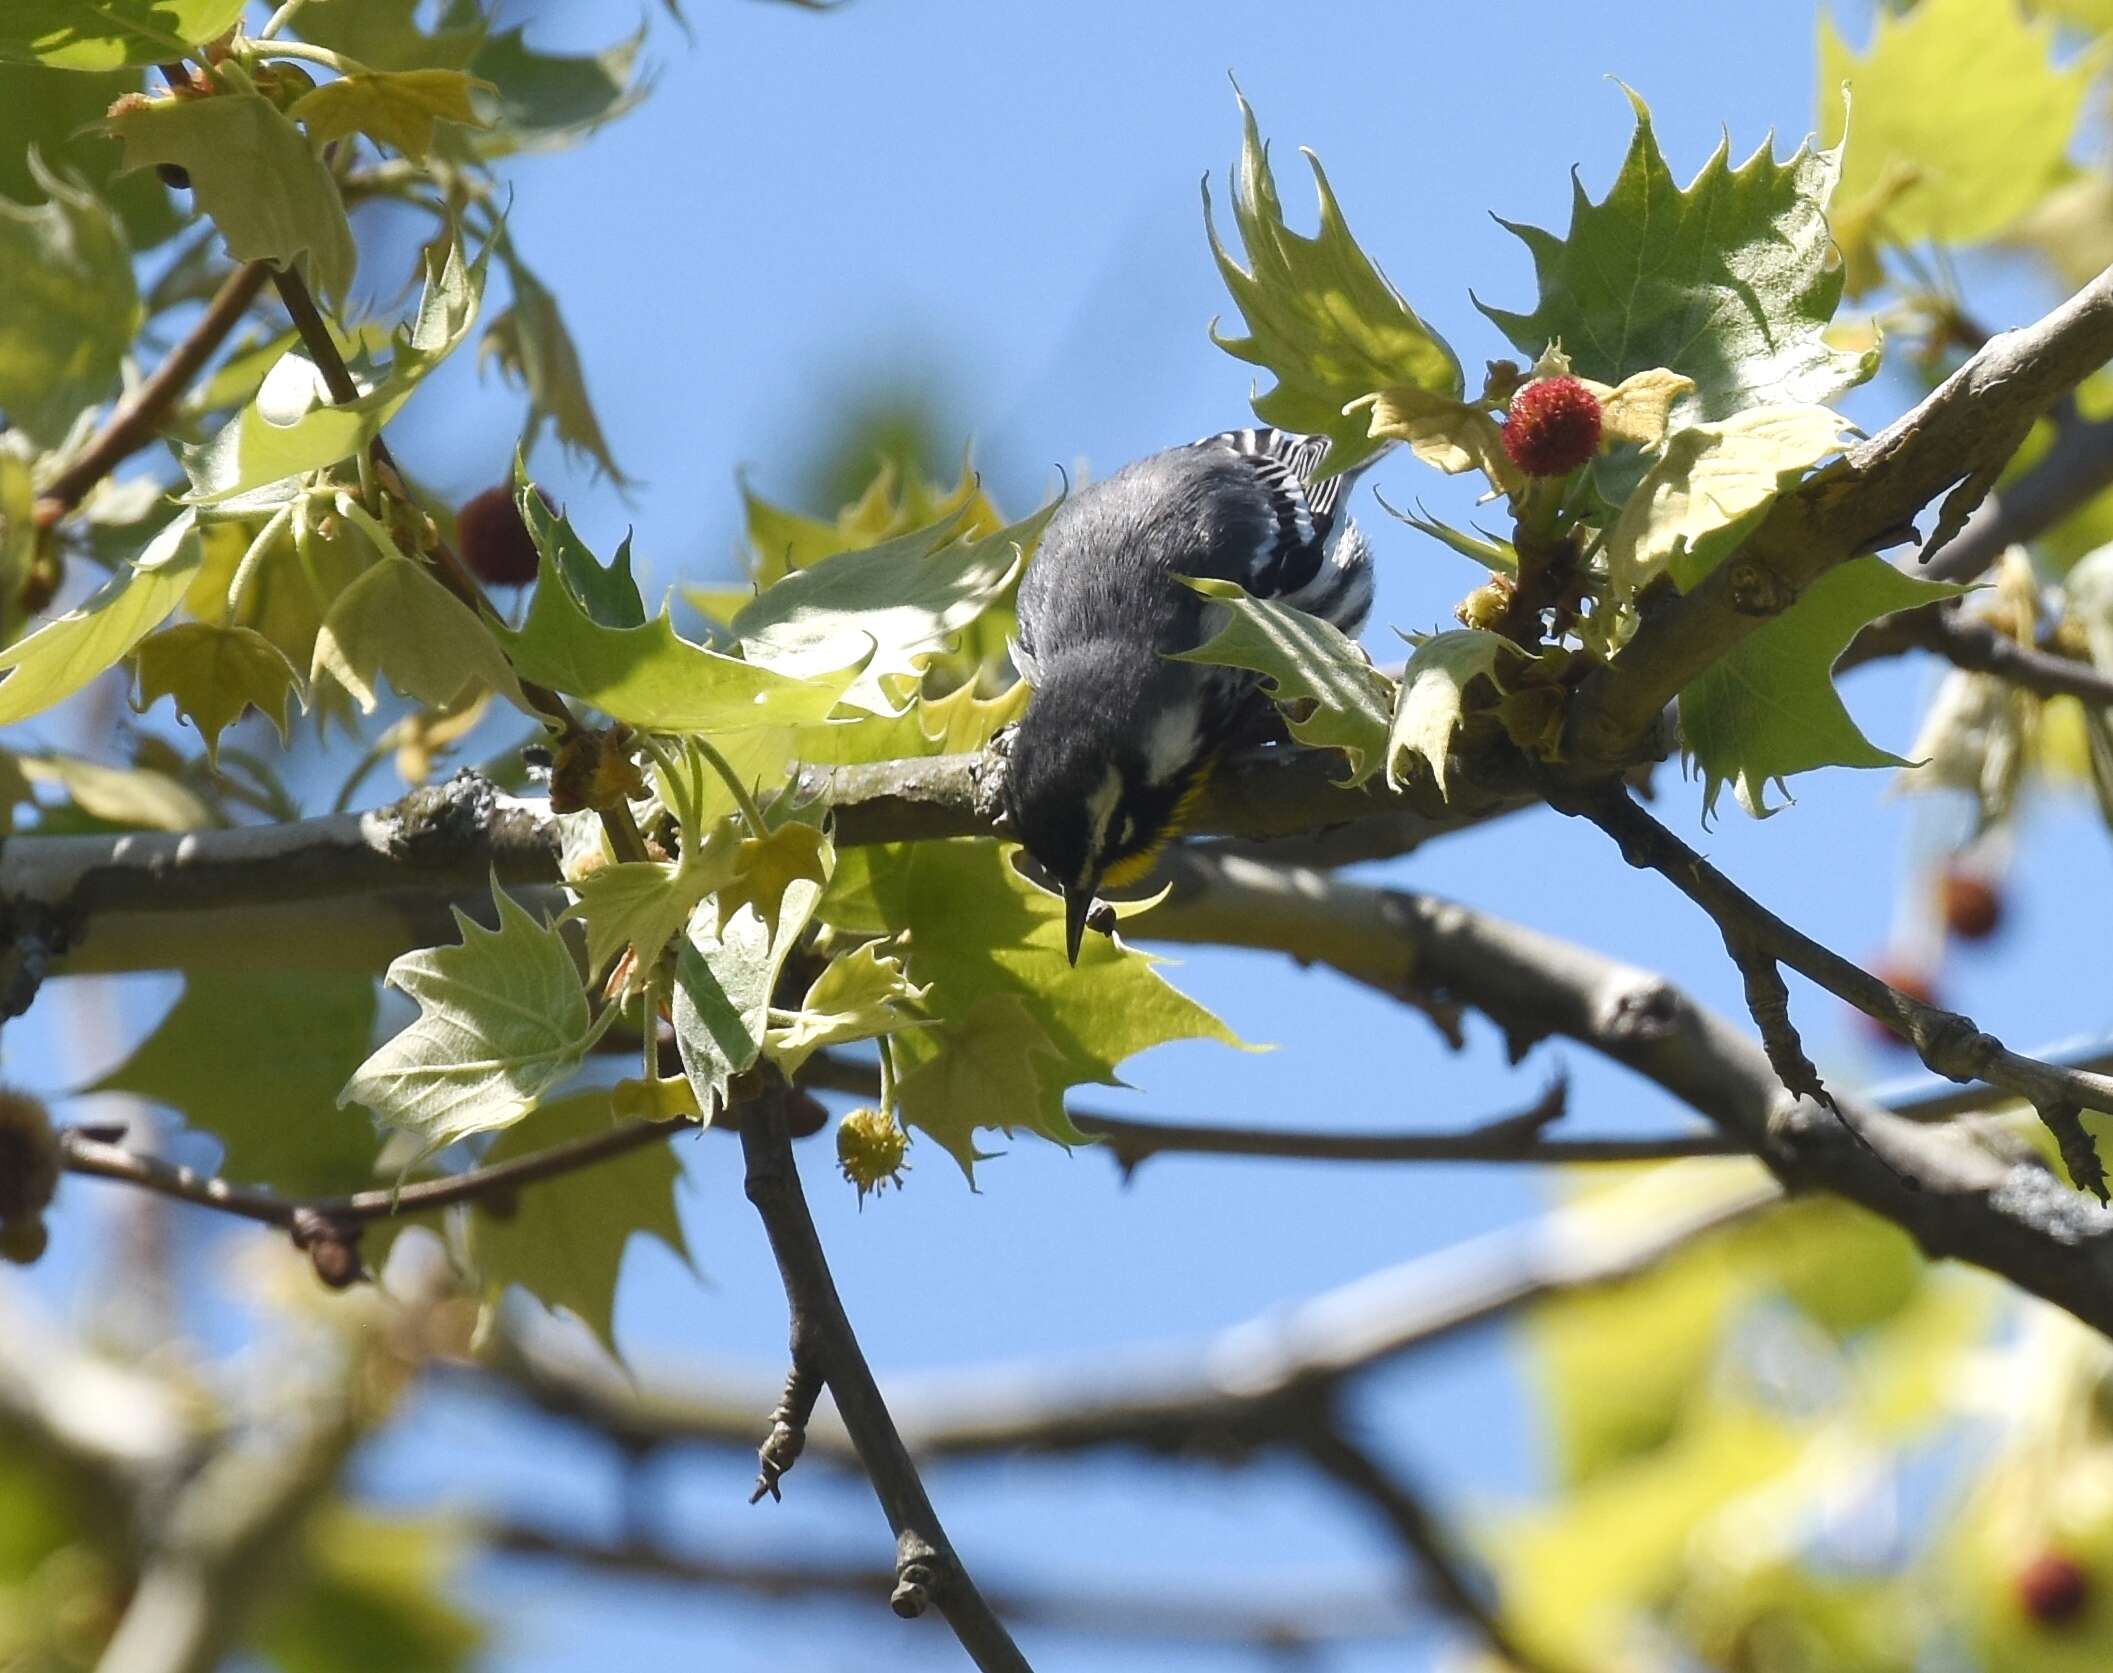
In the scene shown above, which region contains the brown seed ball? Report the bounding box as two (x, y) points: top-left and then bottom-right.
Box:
(0, 1088), (59, 1226)
(456, 483), (548, 588)
(2017, 1550), (2090, 1628)
(0, 1216), (48, 1266)
(1941, 868), (2004, 942)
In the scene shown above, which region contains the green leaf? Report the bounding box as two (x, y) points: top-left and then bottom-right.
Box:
(766, 939), (929, 1080)
(0, 64), (184, 250)
(737, 458), (1006, 591)
(0, 510), (200, 726)
(341, 887), (602, 1155)
(0, 153), (139, 445)
(1207, 90), (1461, 476)
(510, 461), (641, 627)
(726, 502), (1046, 714)
(893, 992), (1071, 1177)
(181, 236), (486, 501)
(565, 858), (706, 980)
(1682, 556), (1966, 818)
(252, 1506), (482, 1673)
(466, 1090), (690, 1359)
(133, 621), (299, 762)
(1480, 89), (1874, 434)
(0, 1), (246, 70)
(292, 0), (484, 73)
(1387, 630), (1524, 797)
(106, 90), (357, 302)
(1821, 0), (2092, 251)
(1604, 405), (1850, 598)
(17, 750), (211, 830)
(498, 548), (860, 733)
(467, 23), (647, 150)
(483, 246), (630, 483)
(311, 552), (527, 717)
(1172, 577), (1393, 785)
(91, 972), (381, 1193)
(672, 821), (831, 1114)
(825, 839), (1242, 1178)
(288, 68), (488, 164)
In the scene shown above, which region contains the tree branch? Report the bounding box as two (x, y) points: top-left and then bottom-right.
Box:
(1564, 263), (2113, 772)
(1842, 596), (2113, 705)
(736, 1077), (1032, 1671)
(33, 260), (272, 527)
(1564, 787), (2113, 1200)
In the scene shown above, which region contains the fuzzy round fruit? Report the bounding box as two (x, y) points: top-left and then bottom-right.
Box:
(837, 1107), (910, 1202)
(2018, 1551), (2091, 1628)
(1941, 868), (2004, 942)
(456, 483), (546, 588)
(1502, 376), (1603, 478)
(0, 1216), (48, 1266)
(0, 1088), (58, 1226)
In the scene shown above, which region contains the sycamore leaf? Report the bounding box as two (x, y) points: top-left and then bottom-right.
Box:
(1604, 405), (1850, 598)
(738, 457), (1005, 590)
(1387, 502), (1518, 573)
(0, 64), (183, 252)
(1480, 89), (1874, 433)
(516, 463), (642, 627)
(794, 678), (1030, 768)
(0, 510), (199, 725)
(483, 248), (629, 483)
(498, 546), (859, 732)
(0, 152), (138, 445)
(133, 621), (299, 762)
(1683, 556), (1967, 819)
(1172, 577), (1393, 785)
(894, 992), (1072, 1177)
(766, 939), (930, 1079)
(253, 1507), (482, 1673)
(1388, 629), (1525, 796)
(1353, 385), (1521, 494)
(107, 91), (357, 301)
(1207, 91), (1461, 477)
(467, 22), (647, 151)
(18, 751), (211, 829)
(566, 858), (707, 980)
(824, 839), (1241, 1179)
(289, 68), (489, 164)
(725, 502), (1047, 714)
(181, 237), (486, 502)
(311, 556), (528, 716)
(1821, 0), (2091, 253)
(293, 0), (484, 73)
(0, 1), (246, 70)
(466, 1090), (690, 1359)
(92, 972), (382, 1193)
(341, 888), (602, 1154)
(1592, 367), (1696, 450)
(672, 821), (832, 1114)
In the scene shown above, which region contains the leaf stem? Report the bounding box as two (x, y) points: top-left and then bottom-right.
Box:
(690, 735), (767, 841)
(242, 38), (376, 78)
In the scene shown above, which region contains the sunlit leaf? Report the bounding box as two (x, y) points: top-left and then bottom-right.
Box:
(341, 888), (604, 1154)
(0, 1), (246, 70)
(17, 751), (211, 830)
(106, 90), (357, 301)
(292, 0), (484, 73)
(1172, 577), (1393, 785)
(1683, 556), (1966, 818)
(566, 858), (706, 980)
(766, 939), (929, 1079)
(0, 153), (139, 445)
(311, 556), (528, 717)
(467, 22), (647, 151)
(1207, 90), (1461, 476)
(289, 68), (489, 164)
(515, 465), (642, 628)
(1387, 630), (1524, 796)
(133, 621), (299, 762)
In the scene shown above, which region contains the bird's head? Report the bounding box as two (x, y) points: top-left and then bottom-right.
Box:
(1002, 647), (1209, 963)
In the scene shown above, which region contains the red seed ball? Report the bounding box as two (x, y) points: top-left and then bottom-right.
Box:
(1941, 868), (2004, 942)
(1502, 376), (1604, 478)
(456, 483), (546, 589)
(2017, 1550), (2091, 1628)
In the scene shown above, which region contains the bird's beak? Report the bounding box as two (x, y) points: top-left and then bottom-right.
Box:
(1063, 882), (1095, 966)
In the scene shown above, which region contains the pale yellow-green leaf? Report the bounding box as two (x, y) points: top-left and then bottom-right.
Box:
(791, 679), (1029, 768)
(18, 752), (211, 830)
(1207, 91), (1461, 476)
(0, 152), (139, 445)
(740, 456), (1005, 590)
(1387, 630), (1524, 796)
(766, 938), (930, 1079)
(1390, 504), (1518, 573)
(289, 68), (488, 163)
(311, 557), (528, 717)
(0, 510), (200, 725)
(1604, 405), (1849, 597)
(892, 991), (1073, 1177)
(0, 1), (247, 70)
(341, 887), (601, 1153)
(1821, 0), (2092, 251)
(1172, 577), (1393, 785)
(133, 621), (299, 762)
(107, 90), (357, 301)
(1588, 367), (1696, 450)
(1353, 385), (1521, 493)
(565, 858), (706, 980)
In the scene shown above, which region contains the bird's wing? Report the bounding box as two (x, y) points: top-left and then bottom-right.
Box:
(1193, 428), (1371, 629)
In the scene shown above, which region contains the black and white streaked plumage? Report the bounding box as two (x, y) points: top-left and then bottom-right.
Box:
(1005, 427), (1374, 961)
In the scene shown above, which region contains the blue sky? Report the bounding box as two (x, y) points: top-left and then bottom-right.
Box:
(18, 2), (2113, 1669)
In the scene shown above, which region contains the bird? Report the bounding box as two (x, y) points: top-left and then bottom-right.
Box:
(1004, 426), (1375, 962)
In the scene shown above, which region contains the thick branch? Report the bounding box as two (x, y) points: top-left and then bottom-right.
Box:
(736, 1080), (1030, 1671)
(1565, 264), (2113, 771)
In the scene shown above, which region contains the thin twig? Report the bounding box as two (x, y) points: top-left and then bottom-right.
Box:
(736, 1077), (1032, 1671)
(1844, 598), (2113, 705)
(34, 261), (272, 526)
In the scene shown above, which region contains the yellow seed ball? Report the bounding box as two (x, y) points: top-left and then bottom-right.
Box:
(836, 1107), (910, 1202)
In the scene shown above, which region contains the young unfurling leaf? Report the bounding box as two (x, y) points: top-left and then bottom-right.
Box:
(1388, 630), (1525, 797)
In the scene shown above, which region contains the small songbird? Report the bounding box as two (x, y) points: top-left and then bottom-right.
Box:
(1005, 427), (1375, 962)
